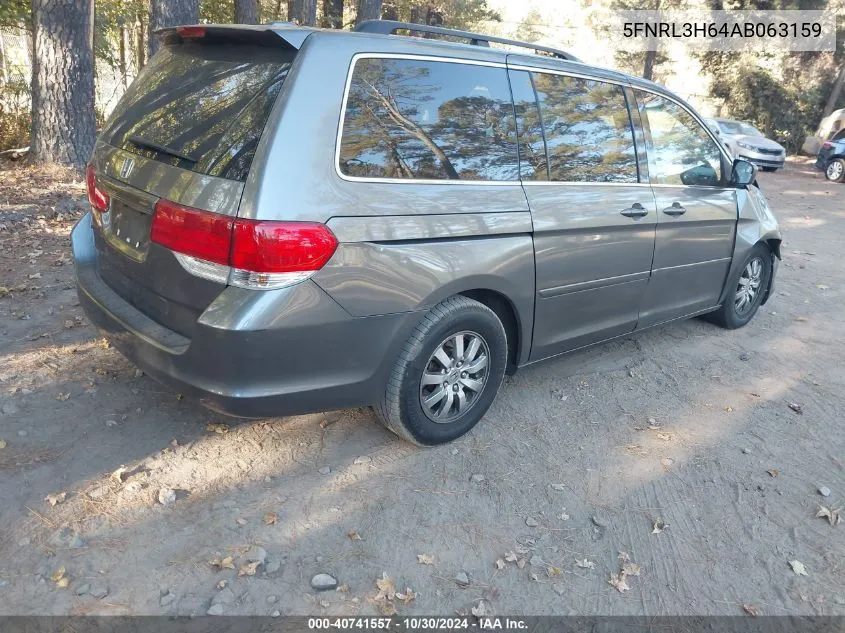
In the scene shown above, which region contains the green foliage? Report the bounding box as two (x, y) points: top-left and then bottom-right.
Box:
(0, 79), (30, 150)
(0, 0), (29, 28)
(384, 0), (500, 30)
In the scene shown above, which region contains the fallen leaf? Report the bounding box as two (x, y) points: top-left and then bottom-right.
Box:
(238, 561), (260, 577)
(209, 556), (235, 571)
(395, 587), (417, 605)
(29, 272), (41, 279)
(0, 439), (6, 449)
(794, 316), (808, 322)
(656, 432), (671, 441)
(471, 600), (491, 617)
(63, 319), (75, 329)
(45, 492), (67, 506)
(336, 584), (349, 593)
(815, 284), (829, 290)
(787, 402), (803, 414)
(547, 566), (561, 577)
(816, 505), (841, 526)
(789, 560), (808, 576)
(766, 468), (779, 478)
(111, 466), (127, 482)
(725, 406), (733, 413)
(374, 572), (396, 602)
(50, 566), (66, 583)
(504, 551), (518, 563)
(55, 392), (70, 401)
(216, 580), (228, 589)
(264, 512), (277, 525)
(320, 599), (330, 608)
(622, 562), (641, 576)
(175, 393), (184, 400)
(618, 552), (630, 562)
(348, 530), (362, 541)
(206, 423), (229, 434)
(56, 577), (70, 588)
(652, 518), (665, 534)
(494, 558), (505, 570)
(378, 602), (397, 616)
(529, 571), (539, 581)
(608, 572), (630, 593)
(743, 604), (760, 616)
(575, 558), (595, 569)
(516, 558), (526, 569)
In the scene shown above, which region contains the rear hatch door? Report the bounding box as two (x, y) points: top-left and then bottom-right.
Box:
(90, 28), (298, 337)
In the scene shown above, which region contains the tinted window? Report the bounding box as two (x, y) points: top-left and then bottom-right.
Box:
(532, 73), (637, 183)
(339, 58), (519, 181)
(510, 70), (548, 181)
(637, 91), (722, 186)
(102, 43), (293, 182)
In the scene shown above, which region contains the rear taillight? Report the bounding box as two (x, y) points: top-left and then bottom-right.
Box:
(86, 165), (110, 213)
(149, 199), (338, 289)
(176, 25), (206, 38)
(822, 141), (833, 149)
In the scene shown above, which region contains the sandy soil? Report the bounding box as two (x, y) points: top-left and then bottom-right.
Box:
(0, 158), (843, 617)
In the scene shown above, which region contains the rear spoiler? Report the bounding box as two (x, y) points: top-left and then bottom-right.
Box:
(155, 23), (313, 49)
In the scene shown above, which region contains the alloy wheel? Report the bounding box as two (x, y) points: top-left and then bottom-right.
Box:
(734, 256), (764, 315)
(826, 161), (843, 181)
(419, 331), (490, 423)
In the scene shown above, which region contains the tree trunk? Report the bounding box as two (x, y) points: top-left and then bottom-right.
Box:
(822, 65), (845, 119)
(118, 23), (127, 86)
(136, 13), (146, 70)
(148, 0), (200, 58)
(321, 0), (343, 28)
(356, 0), (382, 26)
(235, 0), (260, 24)
(289, 0), (316, 25)
(642, 49), (656, 82)
(30, 0), (96, 167)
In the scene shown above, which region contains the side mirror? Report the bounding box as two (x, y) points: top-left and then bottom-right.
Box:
(731, 158), (757, 186)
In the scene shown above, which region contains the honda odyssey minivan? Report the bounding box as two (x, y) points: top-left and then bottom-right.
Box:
(73, 20), (781, 445)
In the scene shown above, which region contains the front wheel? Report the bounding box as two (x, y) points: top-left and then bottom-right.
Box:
(825, 158), (845, 183)
(376, 296), (507, 446)
(707, 244), (772, 329)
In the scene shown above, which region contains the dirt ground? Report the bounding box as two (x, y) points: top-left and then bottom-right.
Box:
(0, 157), (843, 617)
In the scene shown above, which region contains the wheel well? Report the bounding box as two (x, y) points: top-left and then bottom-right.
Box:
(764, 238), (782, 260)
(459, 289), (520, 370)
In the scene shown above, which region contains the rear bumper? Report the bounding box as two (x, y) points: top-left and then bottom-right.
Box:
(72, 213), (420, 418)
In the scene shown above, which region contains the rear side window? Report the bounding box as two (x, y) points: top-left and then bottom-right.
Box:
(338, 57), (519, 181)
(102, 43), (294, 182)
(530, 73), (638, 183)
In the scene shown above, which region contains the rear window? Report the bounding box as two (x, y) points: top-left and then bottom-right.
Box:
(101, 42), (294, 182)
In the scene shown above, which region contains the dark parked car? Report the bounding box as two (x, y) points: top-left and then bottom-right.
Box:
(73, 20), (781, 445)
(816, 139), (845, 182)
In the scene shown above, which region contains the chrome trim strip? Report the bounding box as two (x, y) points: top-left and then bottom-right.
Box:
(327, 211), (533, 242)
(521, 180), (651, 188)
(538, 270), (650, 298)
(333, 53), (517, 187)
(507, 64), (630, 87)
(652, 257), (732, 273)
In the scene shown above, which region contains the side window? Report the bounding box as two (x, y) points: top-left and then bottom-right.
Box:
(339, 58), (519, 181)
(636, 91), (722, 187)
(509, 70), (548, 181)
(532, 73), (638, 183)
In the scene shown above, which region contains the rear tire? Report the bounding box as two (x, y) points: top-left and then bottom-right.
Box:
(825, 158), (845, 183)
(376, 296), (507, 446)
(761, 166), (778, 172)
(708, 243), (772, 330)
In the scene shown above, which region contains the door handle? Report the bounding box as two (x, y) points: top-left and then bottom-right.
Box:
(620, 203), (648, 219)
(663, 202), (687, 216)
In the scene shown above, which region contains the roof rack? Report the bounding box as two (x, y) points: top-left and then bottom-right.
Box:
(354, 20), (580, 62)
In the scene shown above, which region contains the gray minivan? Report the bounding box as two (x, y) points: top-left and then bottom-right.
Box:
(73, 20), (781, 445)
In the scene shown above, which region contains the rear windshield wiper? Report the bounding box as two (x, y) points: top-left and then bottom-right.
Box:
(126, 135), (198, 164)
